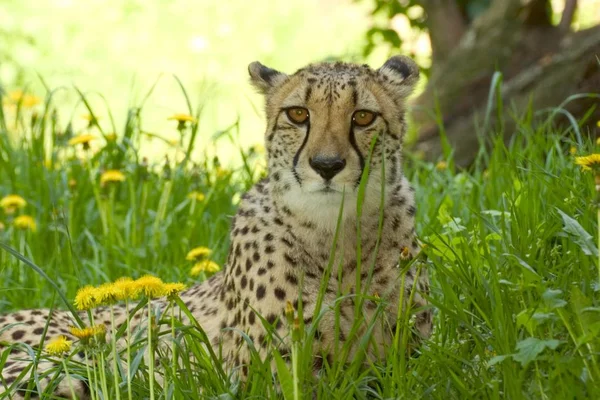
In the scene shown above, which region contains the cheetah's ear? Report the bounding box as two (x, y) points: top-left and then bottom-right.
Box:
(248, 61), (288, 94)
(377, 55), (420, 99)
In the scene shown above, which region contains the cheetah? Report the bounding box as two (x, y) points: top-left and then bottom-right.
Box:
(0, 55), (432, 398)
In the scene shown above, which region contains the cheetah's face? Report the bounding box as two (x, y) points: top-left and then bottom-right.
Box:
(249, 57), (419, 227)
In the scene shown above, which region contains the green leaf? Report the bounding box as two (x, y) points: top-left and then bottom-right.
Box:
(488, 355), (510, 367)
(503, 254), (540, 280)
(542, 288), (567, 309)
(557, 208), (599, 256)
(273, 350), (294, 400)
(513, 337), (561, 366)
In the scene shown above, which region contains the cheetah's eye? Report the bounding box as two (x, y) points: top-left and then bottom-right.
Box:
(286, 107), (309, 124)
(352, 110), (376, 127)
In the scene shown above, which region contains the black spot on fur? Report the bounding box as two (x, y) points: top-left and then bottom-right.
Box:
(256, 284), (266, 300)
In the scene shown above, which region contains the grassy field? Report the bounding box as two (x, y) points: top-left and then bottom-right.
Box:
(1, 84), (600, 399)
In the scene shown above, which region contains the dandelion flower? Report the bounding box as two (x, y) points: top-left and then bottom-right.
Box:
(570, 146), (577, 155)
(575, 154), (600, 172)
(70, 326), (95, 340)
(216, 167), (230, 178)
(187, 191), (205, 202)
(134, 275), (166, 298)
(0, 194), (27, 214)
(191, 260), (220, 276)
(70, 324), (106, 344)
(250, 144), (265, 155)
(95, 282), (125, 305)
(68, 134), (96, 148)
(8, 90), (41, 107)
(8, 90), (24, 102)
(113, 277), (140, 300)
(186, 246), (212, 261)
(82, 114), (100, 125)
(168, 113), (196, 130)
(74, 285), (99, 310)
(162, 282), (186, 298)
(46, 336), (72, 355)
(105, 133), (117, 142)
(100, 170), (126, 186)
(285, 301), (294, 323)
(167, 113), (196, 123)
(400, 246), (411, 260)
(435, 161), (448, 171)
(13, 215), (36, 232)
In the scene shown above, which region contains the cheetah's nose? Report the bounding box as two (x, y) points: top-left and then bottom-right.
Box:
(309, 156), (346, 181)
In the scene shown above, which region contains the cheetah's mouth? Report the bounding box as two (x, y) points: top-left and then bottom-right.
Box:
(318, 187), (336, 193)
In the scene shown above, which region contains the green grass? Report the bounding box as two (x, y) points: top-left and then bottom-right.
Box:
(1, 82), (599, 399)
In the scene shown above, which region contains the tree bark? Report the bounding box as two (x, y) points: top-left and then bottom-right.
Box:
(559, 0), (578, 32)
(418, 0), (467, 67)
(410, 5), (600, 166)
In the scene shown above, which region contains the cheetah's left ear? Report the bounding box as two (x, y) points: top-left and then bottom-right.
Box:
(248, 61), (288, 95)
(377, 55), (420, 99)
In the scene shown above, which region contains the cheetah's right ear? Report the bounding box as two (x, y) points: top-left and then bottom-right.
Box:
(377, 55), (420, 100)
(248, 61), (288, 94)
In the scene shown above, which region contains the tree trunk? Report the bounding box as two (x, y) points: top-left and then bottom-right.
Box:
(410, 2), (600, 166)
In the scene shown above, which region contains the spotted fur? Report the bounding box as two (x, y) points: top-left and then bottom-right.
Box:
(1, 56), (432, 398)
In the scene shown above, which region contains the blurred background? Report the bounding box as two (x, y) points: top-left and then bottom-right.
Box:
(1, 0), (599, 165)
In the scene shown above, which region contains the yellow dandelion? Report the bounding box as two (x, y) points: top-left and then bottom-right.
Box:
(570, 146), (577, 155)
(249, 143), (265, 155)
(435, 161), (448, 171)
(21, 94), (41, 108)
(100, 170), (126, 186)
(74, 285), (99, 310)
(8, 90), (24, 102)
(187, 191), (205, 202)
(162, 282), (186, 298)
(285, 301), (294, 321)
(134, 275), (166, 298)
(216, 167), (230, 178)
(575, 154), (600, 172)
(45, 336), (72, 355)
(68, 134), (96, 147)
(191, 260), (220, 276)
(82, 114), (100, 123)
(95, 282), (125, 305)
(13, 215), (36, 232)
(105, 133), (117, 142)
(186, 246), (212, 261)
(69, 324), (105, 344)
(70, 326), (95, 340)
(0, 194), (27, 213)
(113, 277), (140, 300)
(167, 113), (197, 123)
(8, 90), (41, 107)
(400, 246), (411, 260)
(596, 137), (600, 146)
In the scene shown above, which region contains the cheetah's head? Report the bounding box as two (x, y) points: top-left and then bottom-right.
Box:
(249, 56), (419, 231)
